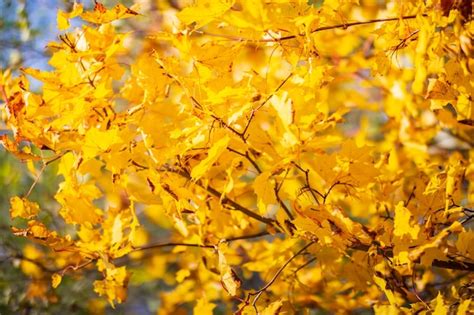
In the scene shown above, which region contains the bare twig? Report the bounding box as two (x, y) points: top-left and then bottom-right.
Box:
(239, 73), (293, 142)
(246, 241), (316, 312)
(132, 231), (273, 252)
(133, 242), (214, 252)
(200, 15), (423, 43)
(227, 147), (262, 173)
(292, 161), (324, 204)
(350, 243), (474, 272)
(160, 165), (276, 226)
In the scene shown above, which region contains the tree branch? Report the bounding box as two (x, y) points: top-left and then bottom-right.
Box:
(245, 241), (316, 312)
(200, 15), (423, 43)
(227, 147), (262, 173)
(350, 243), (474, 272)
(160, 165), (276, 226)
(239, 73), (293, 142)
(133, 242), (215, 252)
(206, 184), (276, 225)
(132, 231), (273, 253)
(276, 15), (422, 41)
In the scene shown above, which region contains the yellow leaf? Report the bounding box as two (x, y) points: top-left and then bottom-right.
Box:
(57, 151), (76, 177)
(270, 92), (293, 127)
(83, 128), (122, 159)
(57, 10), (70, 30)
(373, 275), (399, 306)
(457, 299), (472, 315)
(373, 304), (400, 315)
(57, 3), (83, 30)
(218, 250), (241, 296)
(175, 269), (191, 283)
(93, 265), (129, 307)
(111, 214), (123, 245)
(178, 0), (234, 29)
(0, 135), (41, 161)
(191, 135), (230, 180)
(56, 181), (103, 225)
(253, 171), (277, 214)
(10, 196), (40, 219)
(51, 273), (62, 288)
(426, 79), (458, 101)
(20, 245), (43, 278)
(261, 299), (283, 315)
(81, 3), (138, 24)
(193, 297), (216, 315)
(433, 293), (448, 315)
(456, 231), (474, 259)
(393, 202), (419, 240)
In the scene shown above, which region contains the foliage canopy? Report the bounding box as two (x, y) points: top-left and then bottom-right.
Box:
(1, 0), (473, 313)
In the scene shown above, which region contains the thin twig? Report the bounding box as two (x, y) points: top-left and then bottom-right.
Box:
(227, 147), (262, 173)
(1, 254), (56, 273)
(266, 15), (422, 42)
(133, 231), (273, 252)
(0, 85), (10, 107)
(224, 231), (271, 242)
(247, 241), (316, 311)
(323, 181), (354, 204)
(239, 73), (293, 142)
(133, 242), (214, 252)
(160, 165), (276, 226)
(206, 184), (276, 225)
(274, 181), (294, 220)
(292, 161), (324, 204)
(294, 256), (317, 274)
(56, 259), (95, 275)
(350, 243), (474, 272)
(200, 15), (423, 43)
(24, 164), (47, 198)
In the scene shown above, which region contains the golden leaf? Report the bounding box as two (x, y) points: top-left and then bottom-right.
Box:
(218, 250), (241, 296)
(178, 0), (235, 29)
(193, 298), (216, 315)
(10, 196), (40, 220)
(51, 273), (62, 288)
(393, 202), (419, 240)
(191, 135), (230, 180)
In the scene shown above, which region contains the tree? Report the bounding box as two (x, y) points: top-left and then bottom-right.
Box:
(1, 0), (473, 313)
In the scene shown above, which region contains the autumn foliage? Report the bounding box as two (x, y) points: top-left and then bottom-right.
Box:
(1, 0), (473, 313)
